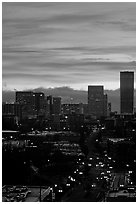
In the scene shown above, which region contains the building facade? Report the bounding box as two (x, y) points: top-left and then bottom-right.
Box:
(33, 92), (45, 113)
(16, 91), (35, 106)
(52, 97), (61, 115)
(61, 103), (84, 115)
(2, 102), (22, 122)
(120, 71), (134, 114)
(88, 86), (106, 119)
(16, 91), (45, 119)
(47, 95), (53, 116)
(103, 94), (108, 117)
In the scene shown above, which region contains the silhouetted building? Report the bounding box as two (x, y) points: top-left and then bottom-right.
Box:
(16, 91), (45, 113)
(107, 138), (135, 163)
(47, 95), (53, 116)
(88, 86), (106, 118)
(16, 91), (46, 119)
(107, 102), (111, 116)
(82, 104), (89, 115)
(53, 97), (61, 115)
(33, 92), (45, 113)
(105, 118), (115, 130)
(2, 115), (18, 130)
(103, 94), (108, 117)
(120, 71), (134, 114)
(61, 103), (84, 115)
(68, 114), (84, 131)
(16, 91), (35, 106)
(2, 102), (22, 121)
(51, 114), (60, 130)
(16, 91), (35, 119)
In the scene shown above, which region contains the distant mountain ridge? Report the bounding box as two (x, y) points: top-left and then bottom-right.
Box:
(2, 86), (136, 113)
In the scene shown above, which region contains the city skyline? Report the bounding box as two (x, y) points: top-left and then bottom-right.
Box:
(2, 3), (136, 201)
(3, 2), (136, 91)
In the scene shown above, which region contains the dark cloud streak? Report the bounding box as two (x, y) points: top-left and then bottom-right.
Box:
(2, 2), (136, 91)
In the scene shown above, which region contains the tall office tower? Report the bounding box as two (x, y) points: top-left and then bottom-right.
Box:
(53, 97), (61, 114)
(16, 91), (34, 106)
(107, 102), (111, 116)
(16, 91), (45, 114)
(47, 95), (53, 115)
(120, 71), (134, 114)
(103, 94), (108, 117)
(16, 91), (36, 118)
(16, 91), (35, 119)
(88, 86), (104, 119)
(33, 92), (45, 113)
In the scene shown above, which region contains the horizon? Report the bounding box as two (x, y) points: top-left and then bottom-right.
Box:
(2, 85), (121, 92)
(2, 84), (136, 92)
(2, 86), (136, 113)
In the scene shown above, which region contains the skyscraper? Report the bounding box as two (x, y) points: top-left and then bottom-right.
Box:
(53, 97), (61, 115)
(2, 102), (22, 121)
(16, 91), (45, 118)
(16, 91), (35, 118)
(47, 95), (53, 115)
(16, 91), (34, 106)
(120, 71), (134, 114)
(88, 85), (105, 119)
(33, 92), (44, 113)
(103, 94), (108, 117)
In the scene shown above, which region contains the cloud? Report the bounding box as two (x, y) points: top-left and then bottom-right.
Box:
(3, 60), (136, 92)
(2, 2), (136, 91)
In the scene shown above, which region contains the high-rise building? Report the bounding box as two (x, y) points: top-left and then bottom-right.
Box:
(107, 102), (111, 116)
(103, 94), (108, 117)
(47, 95), (53, 115)
(2, 102), (22, 121)
(53, 97), (61, 115)
(16, 91), (35, 106)
(61, 103), (84, 115)
(120, 71), (134, 114)
(16, 91), (45, 118)
(33, 92), (45, 113)
(16, 91), (35, 118)
(88, 86), (105, 118)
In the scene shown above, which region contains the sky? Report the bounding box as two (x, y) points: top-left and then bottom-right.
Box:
(2, 2), (136, 91)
